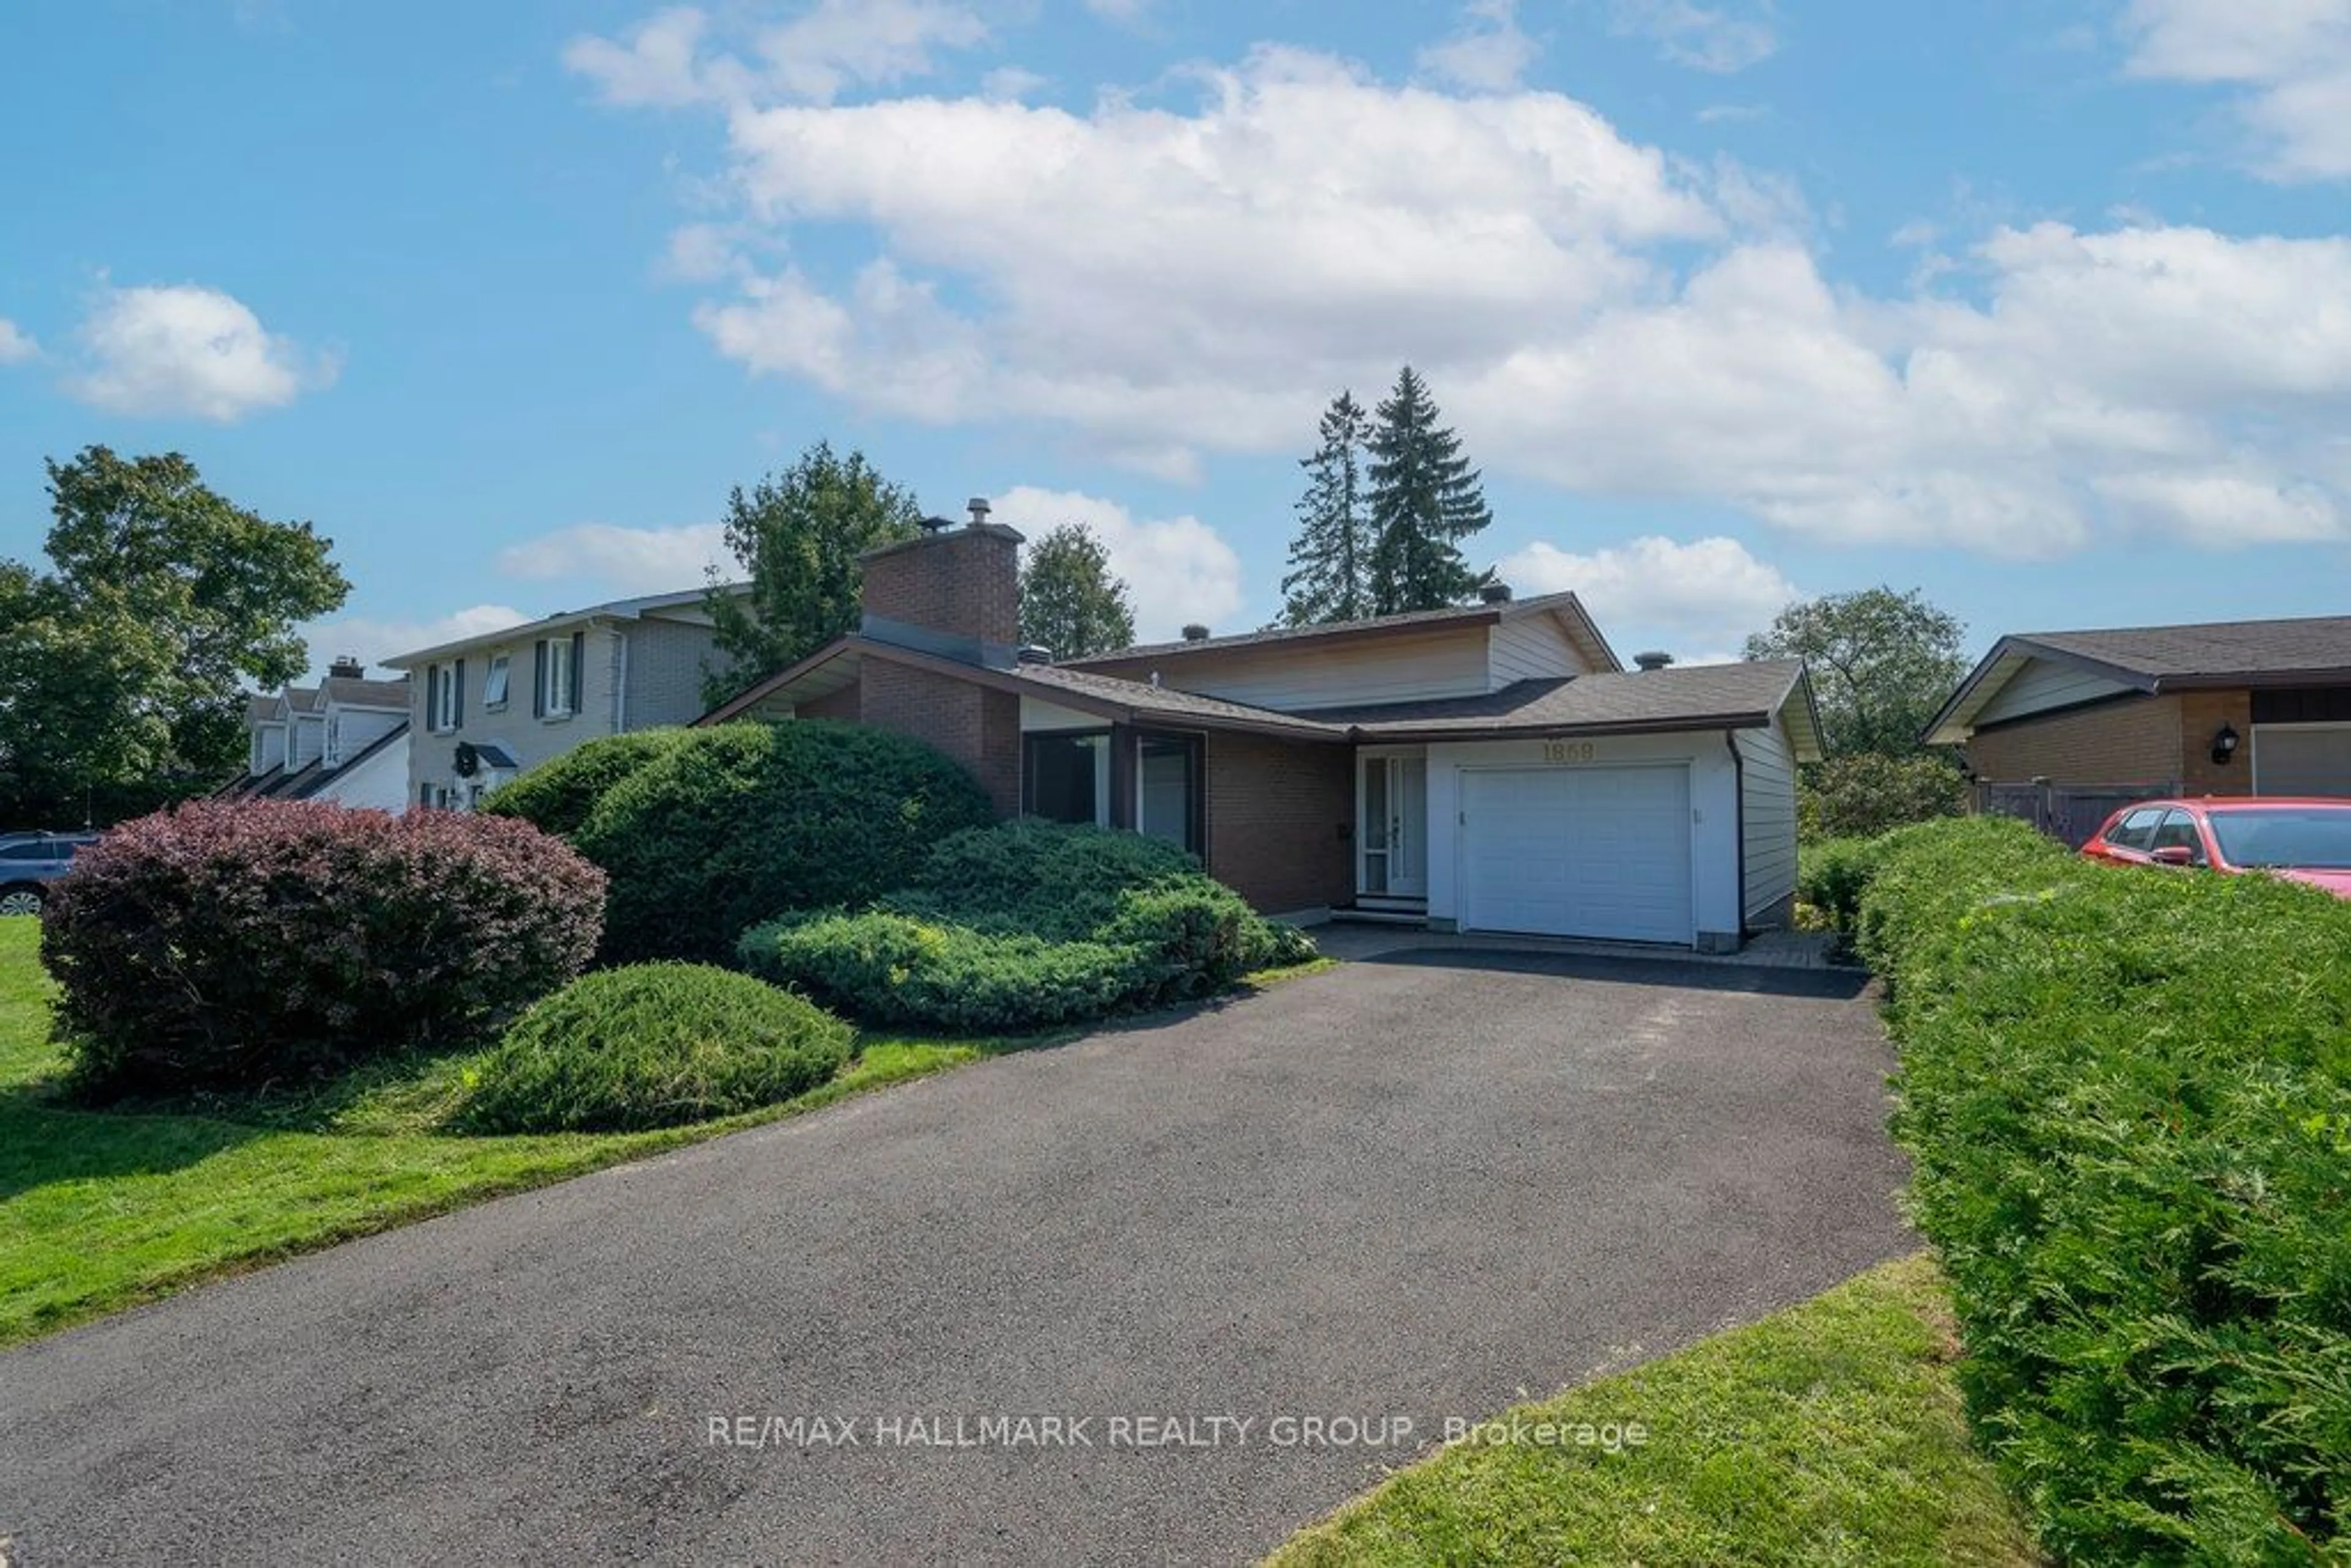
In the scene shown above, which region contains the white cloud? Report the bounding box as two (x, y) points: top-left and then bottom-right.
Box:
(585, 26), (2351, 558)
(495, 522), (731, 593)
(980, 65), (1048, 100)
(1082, 0), (1150, 23)
(1420, 0), (1540, 92)
(66, 283), (331, 422)
(988, 485), (1245, 642)
(0, 318), (36, 364)
(1498, 535), (1798, 650)
(304, 604), (532, 674)
(2123, 0), (2351, 179)
(1608, 1), (1778, 74)
(565, 0), (990, 108)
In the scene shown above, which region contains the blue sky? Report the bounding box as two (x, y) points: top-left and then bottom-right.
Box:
(2, 0), (2347, 673)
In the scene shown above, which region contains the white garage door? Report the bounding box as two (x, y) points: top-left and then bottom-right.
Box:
(1460, 766), (1693, 943)
(2254, 726), (2351, 797)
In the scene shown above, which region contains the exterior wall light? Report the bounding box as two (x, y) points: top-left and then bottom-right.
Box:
(2211, 723), (2240, 767)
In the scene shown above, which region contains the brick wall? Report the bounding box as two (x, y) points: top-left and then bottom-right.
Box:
(1965, 694), (2184, 788)
(860, 659), (1020, 816)
(859, 525), (1022, 648)
(2179, 688), (2254, 795)
(1204, 733), (1355, 914)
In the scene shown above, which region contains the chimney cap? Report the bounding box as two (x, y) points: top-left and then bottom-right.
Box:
(328, 655), (366, 678)
(1633, 650), (1674, 672)
(1180, 623), (1211, 642)
(1479, 582), (1512, 605)
(1016, 644), (1052, 664)
(966, 497), (991, 527)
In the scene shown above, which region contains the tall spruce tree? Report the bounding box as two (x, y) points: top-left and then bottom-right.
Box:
(1365, 366), (1491, 613)
(1278, 391), (1371, 626)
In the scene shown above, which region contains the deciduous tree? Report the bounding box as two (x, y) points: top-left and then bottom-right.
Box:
(1743, 587), (1968, 758)
(1018, 523), (1134, 660)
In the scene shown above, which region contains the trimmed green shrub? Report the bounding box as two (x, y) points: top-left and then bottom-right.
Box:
(454, 963), (854, 1134)
(479, 727), (700, 838)
(43, 800), (604, 1095)
(738, 819), (1314, 1030)
(1861, 815), (2351, 1563)
(574, 721), (993, 964)
(1794, 836), (1883, 929)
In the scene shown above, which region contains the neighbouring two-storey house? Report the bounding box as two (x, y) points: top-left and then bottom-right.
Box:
(384, 586), (744, 809)
(705, 503), (1821, 951)
(218, 658), (411, 811)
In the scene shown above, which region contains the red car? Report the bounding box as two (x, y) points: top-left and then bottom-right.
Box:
(2081, 797), (2351, 899)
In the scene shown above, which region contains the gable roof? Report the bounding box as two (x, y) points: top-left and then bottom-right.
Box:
(1926, 614), (2351, 745)
(383, 583), (748, 669)
(1062, 591), (1623, 675)
(702, 636), (1817, 752)
(320, 675), (410, 710)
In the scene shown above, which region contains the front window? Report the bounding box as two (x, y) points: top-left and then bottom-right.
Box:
(1137, 733), (1202, 858)
(482, 653), (511, 709)
(429, 664), (459, 732)
(325, 716), (341, 766)
(540, 638), (573, 718)
(1023, 732), (1109, 826)
(2208, 807), (2351, 869)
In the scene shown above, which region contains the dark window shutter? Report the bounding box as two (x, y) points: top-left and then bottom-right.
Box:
(532, 640), (546, 718)
(454, 658), (466, 727)
(569, 630), (585, 715)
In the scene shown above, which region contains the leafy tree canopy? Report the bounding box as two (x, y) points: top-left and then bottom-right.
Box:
(0, 446), (350, 825)
(702, 441), (923, 708)
(1744, 586), (1968, 757)
(1018, 522), (1135, 661)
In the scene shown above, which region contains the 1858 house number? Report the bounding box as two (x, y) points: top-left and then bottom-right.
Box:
(1541, 740), (1597, 763)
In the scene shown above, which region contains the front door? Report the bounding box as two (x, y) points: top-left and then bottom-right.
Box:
(1359, 752), (1428, 899)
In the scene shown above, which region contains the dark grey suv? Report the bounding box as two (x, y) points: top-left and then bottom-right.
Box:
(0, 831), (100, 915)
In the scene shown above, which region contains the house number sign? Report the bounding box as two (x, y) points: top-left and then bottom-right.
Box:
(1541, 740), (1599, 763)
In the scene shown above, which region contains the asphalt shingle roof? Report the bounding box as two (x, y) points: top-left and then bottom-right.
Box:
(2016, 616), (2351, 681)
(1063, 591), (1586, 664)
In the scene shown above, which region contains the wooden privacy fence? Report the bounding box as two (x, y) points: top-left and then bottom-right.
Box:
(1975, 779), (2170, 848)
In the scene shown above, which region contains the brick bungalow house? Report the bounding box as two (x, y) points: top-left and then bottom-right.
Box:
(703, 503), (1823, 951)
(1925, 615), (2351, 842)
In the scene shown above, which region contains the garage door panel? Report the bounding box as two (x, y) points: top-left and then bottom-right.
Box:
(2255, 726), (2351, 797)
(1460, 766), (1693, 943)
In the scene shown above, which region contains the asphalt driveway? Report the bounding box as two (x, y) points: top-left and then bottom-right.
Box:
(0, 950), (1910, 1567)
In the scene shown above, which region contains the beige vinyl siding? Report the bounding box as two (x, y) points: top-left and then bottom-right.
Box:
(1084, 627), (1491, 711)
(1973, 658), (2134, 727)
(1485, 612), (1592, 688)
(1736, 721), (1798, 924)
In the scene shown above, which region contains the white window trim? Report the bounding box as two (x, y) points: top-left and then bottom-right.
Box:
(541, 637), (574, 719)
(482, 651), (511, 711)
(429, 665), (459, 733)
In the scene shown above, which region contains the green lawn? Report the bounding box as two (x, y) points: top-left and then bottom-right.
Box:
(0, 916), (1007, 1348)
(1269, 1255), (2042, 1568)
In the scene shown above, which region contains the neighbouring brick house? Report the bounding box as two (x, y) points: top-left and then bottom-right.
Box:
(384, 586), (748, 810)
(1926, 615), (2351, 842)
(705, 501), (1823, 951)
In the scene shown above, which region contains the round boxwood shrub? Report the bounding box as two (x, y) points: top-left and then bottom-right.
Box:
(574, 720), (992, 964)
(453, 963), (854, 1133)
(43, 800), (605, 1097)
(479, 727), (699, 838)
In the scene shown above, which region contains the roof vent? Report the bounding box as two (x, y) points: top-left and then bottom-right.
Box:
(1016, 644), (1052, 664)
(327, 655), (365, 680)
(1633, 650), (1674, 672)
(1180, 623), (1211, 642)
(967, 497), (992, 528)
(918, 513), (958, 534)
(1479, 582), (1512, 605)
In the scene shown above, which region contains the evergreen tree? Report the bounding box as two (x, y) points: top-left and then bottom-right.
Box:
(1019, 523), (1136, 660)
(1364, 366), (1492, 614)
(701, 441), (922, 708)
(1278, 391), (1372, 626)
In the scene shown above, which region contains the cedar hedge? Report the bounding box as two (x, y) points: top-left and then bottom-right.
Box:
(574, 721), (994, 966)
(43, 800), (604, 1095)
(738, 819), (1315, 1031)
(1794, 835), (1883, 929)
(1861, 815), (2351, 1564)
(479, 727), (700, 839)
(454, 962), (854, 1133)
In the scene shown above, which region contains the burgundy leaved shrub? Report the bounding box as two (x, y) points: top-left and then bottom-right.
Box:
(42, 799), (606, 1095)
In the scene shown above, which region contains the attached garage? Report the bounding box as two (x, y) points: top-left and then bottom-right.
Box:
(2253, 724), (2351, 797)
(1458, 765), (1694, 943)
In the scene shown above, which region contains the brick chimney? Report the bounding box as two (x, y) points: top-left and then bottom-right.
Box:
(327, 655), (366, 680)
(851, 498), (1026, 819)
(857, 498), (1024, 664)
